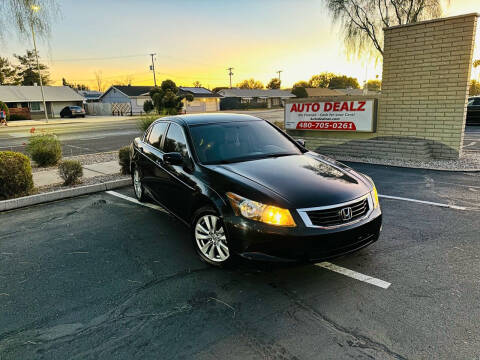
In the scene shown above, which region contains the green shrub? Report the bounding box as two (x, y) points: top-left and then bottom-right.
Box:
(143, 100), (154, 113)
(58, 160), (83, 185)
(0, 151), (34, 200)
(26, 133), (62, 166)
(137, 115), (158, 132)
(118, 146), (131, 175)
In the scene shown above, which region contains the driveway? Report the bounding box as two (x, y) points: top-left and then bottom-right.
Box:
(1, 163), (479, 359)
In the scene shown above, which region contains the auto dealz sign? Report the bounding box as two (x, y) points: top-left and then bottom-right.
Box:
(285, 99), (377, 132)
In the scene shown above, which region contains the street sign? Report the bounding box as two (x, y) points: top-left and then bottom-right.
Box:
(285, 99), (377, 132)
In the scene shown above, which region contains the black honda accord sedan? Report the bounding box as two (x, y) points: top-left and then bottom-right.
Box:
(130, 113), (381, 266)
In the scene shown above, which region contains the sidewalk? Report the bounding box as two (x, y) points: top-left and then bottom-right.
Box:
(33, 160), (121, 187)
(0, 115), (139, 130)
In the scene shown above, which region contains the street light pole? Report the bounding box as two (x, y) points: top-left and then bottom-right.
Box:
(30, 5), (48, 123)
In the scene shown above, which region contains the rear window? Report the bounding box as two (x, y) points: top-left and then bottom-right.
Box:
(70, 106), (82, 110)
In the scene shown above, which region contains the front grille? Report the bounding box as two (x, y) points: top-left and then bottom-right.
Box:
(306, 197), (369, 227)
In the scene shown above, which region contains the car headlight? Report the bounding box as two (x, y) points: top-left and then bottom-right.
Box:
(226, 192), (296, 227)
(371, 184), (379, 209)
(362, 174), (379, 209)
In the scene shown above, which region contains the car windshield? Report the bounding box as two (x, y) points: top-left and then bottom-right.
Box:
(189, 120), (302, 165)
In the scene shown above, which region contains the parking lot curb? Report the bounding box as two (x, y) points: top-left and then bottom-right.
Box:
(0, 178), (132, 212)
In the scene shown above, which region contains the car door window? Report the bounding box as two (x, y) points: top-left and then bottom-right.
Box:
(147, 122), (169, 149)
(474, 99), (480, 106)
(163, 123), (189, 158)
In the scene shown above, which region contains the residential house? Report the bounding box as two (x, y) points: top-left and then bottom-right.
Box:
(0, 85), (85, 119)
(99, 85), (152, 115)
(217, 88), (295, 109)
(78, 90), (103, 103)
(178, 87), (220, 113)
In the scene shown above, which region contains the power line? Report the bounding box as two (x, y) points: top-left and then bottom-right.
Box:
(50, 54), (148, 62)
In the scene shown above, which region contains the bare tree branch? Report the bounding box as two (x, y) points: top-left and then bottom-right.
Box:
(324, 0), (444, 56)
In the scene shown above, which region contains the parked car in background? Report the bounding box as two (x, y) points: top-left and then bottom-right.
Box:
(60, 106), (85, 118)
(467, 97), (480, 125)
(129, 113), (382, 267)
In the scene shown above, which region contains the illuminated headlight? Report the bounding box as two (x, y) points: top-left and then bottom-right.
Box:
(363, 174), (380, 209)
(226, 192), (296, 227)
(371, 184), (379, 209)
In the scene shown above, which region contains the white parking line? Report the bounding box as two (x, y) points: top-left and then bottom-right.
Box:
(316, 262), (391, 289)
(106, 191), (166, 212)
(107, 190), (391, 289)
(378, 194), (466, 210)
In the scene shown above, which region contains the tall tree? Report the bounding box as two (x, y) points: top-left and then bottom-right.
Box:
(236, 78), (264, 89)
(293, 81), (309, 88)
(328, 75), (360, 89)
(470, 80), (480, 96)
(365, 79), (381, 91)
(308, 72), (335, 88)
(291, 81), (309, 98)
(94, 71), (104, 92)
(324, 0), (444, 56)
(13, 49), (50, 85)
(266, 78), (281, 89)
(0, 57), (17, 85)
(149, 79), (193, 115)
(0, 0), (59, 40)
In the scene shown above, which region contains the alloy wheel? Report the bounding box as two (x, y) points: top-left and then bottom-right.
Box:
(195, 215), (229, 262)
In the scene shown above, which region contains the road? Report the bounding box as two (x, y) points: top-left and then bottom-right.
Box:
(1, 111), (479, 156)
(0, 117), (142, 157)
(1, 163), (479, 359)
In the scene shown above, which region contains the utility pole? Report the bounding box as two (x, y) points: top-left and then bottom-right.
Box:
(30, 4), (48, 123)
(276, 70), (283, 83)
(227, 67), (234, 88)
(149, 53), (157, 87)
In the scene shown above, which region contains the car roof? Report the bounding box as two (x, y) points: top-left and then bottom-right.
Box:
(158, 113), (264, 126)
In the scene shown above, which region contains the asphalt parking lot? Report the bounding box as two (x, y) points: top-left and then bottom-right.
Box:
(0, 163), (479, 359)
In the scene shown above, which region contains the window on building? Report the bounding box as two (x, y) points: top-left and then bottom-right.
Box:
(30, 102), (41, 111)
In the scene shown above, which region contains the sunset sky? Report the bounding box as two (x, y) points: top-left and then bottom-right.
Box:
(2, 0), (479, 90)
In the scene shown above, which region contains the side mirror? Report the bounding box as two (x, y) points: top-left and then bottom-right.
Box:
(296, 139), (306, 147)
(163, 152), (183, 165)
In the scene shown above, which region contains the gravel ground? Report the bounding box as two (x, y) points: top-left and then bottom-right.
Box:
(31, 151), (118, 173)
(334, 151), (480, 171)
(35, 173), (130, 194)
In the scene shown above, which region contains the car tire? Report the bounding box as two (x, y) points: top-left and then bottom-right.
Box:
(192, 206), (235, 267)
(132, 167), (147, 202)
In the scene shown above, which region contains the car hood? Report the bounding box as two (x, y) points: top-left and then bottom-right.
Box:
(206, 153), (371, 209)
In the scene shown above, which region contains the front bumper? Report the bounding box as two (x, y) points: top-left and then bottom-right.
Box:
(224, 207), (382, 262)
